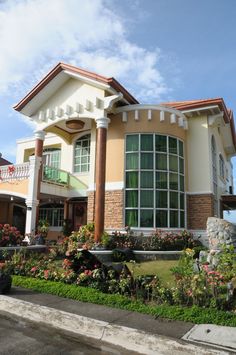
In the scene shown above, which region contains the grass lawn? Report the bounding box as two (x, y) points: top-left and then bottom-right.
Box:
(126, 260), (178, 286)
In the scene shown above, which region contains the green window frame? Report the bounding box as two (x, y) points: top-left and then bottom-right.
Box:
(125, 134), (185, 228)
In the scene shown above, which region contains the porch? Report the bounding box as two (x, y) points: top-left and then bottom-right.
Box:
(0, 162), (87, 237)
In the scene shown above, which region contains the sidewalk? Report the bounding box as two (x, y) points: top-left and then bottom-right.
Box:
(0, 286), (235, 354)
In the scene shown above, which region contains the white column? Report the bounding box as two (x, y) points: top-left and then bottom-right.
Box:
(25, 156), (41, 234)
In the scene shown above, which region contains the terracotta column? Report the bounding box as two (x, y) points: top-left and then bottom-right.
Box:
(94, 117), (109, 242)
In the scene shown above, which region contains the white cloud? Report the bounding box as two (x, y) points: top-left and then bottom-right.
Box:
(0, 0), (170, 102)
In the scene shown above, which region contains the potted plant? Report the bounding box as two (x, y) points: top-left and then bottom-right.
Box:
(36, 219), (50, 244)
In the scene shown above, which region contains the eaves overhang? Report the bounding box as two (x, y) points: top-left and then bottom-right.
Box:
(13, 62), (139, 116)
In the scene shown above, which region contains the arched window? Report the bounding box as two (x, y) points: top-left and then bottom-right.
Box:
(74, 134), (91, 173)
(211, 136), (218, 216)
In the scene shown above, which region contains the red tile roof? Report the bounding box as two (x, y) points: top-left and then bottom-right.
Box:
(0, 155), (12, 166)
(162, 98), (236, 150)
(14, 62), (138, 112)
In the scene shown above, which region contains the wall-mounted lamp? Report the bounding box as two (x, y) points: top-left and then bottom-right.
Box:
(10, 196), (14, 201)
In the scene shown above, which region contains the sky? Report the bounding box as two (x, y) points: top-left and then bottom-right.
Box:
(0, 0), (236, 221)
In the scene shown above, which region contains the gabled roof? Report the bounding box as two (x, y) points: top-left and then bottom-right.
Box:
(0, 154), (12, 166)
(14, 62), (139, 113)
(162, 97), (231, 121)
(162, 97), (236, 151)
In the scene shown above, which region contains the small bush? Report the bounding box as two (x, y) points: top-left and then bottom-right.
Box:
(12, 275), (236, 326)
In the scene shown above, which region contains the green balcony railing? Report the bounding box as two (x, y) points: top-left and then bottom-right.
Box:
(42, 166), (69, 186)
(42, 165), (88, 191)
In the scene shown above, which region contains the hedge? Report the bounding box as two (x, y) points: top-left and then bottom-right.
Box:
(12, 275), (236, 327)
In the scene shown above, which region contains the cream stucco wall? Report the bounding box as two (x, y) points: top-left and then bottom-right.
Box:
(16, 132), (90, 187)
(186, 115), (212, 193)
(208, 125), (233, 196)
(106, 109), (187, 183)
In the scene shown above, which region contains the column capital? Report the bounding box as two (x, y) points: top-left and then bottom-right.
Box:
(34, 130), (45, 141)
(95, 117), (110, 129)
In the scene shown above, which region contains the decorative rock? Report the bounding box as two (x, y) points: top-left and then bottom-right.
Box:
(207, 217), (236, 250)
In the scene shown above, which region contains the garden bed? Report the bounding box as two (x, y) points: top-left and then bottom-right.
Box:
(91, 250), (182, 263)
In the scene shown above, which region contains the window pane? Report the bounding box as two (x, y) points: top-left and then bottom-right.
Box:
(180, 175), (184, 192)
(126, 135), (139, 151)
(141, 171), (153, 188)
(141, 153), (153, 169)
(156, 172), (167, 189)
(180, 211), (185, 228)
(169, 173), (178, 190)
(125, 210), (138, 227)
(156, 210), (167, 228)
(169, 137), (177, 154)
(179, 141), (184, 157)
(170, 191), (178, 209)
(180, 193), (185, 209)
(140, 210), (153, 227)
(126, 172), (138, 188)
(179, 158), (184, 174)
(156, 191), (168, 208)
(169, 155), (178, 172)
(141, 135), (153, 151)
(170, 210), (178, 227)
(126, 191), (138, 207)
(126, 153), (139, 170)
(155, 135), (167, 152)
(156, 153), (167, 170)
(74, 134), (90, 173)
(140, 190), (153, 207)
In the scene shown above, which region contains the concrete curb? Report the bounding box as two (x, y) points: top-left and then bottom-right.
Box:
(183, 324), (236, 352)
(0, 296), (229, 354)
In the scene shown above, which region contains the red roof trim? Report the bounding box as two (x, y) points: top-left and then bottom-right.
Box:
(162, 98), (236, 150)
(14, 62), (138, 112)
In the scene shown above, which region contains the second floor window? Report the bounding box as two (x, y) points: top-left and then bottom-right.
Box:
(74, 134), (91, 173)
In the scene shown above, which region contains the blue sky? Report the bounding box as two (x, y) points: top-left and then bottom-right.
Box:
(0, 0), (236, 221)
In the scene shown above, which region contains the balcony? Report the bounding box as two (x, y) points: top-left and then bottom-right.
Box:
(0, 163), (86, 192)
(42, 165), (87, 190)
(0, 163), (30, 182)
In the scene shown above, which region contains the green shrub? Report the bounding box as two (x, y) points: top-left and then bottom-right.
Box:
(12, 275), (236, 326)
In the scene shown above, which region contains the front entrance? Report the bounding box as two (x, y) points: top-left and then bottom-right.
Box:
(73, 200), (87, 230)
(12, 205), (26, 234)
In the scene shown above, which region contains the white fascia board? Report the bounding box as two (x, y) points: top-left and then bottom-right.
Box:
(115, 104), (186, 119)
(182, 105), (220, 115)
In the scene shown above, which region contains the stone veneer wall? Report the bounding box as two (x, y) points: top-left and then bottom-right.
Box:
(87, 189), (124, 229)
(187, 193), (214, 230)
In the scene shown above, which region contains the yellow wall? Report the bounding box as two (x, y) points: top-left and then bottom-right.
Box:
(106, 110), (187, 182)
(0, 180), (28, 196)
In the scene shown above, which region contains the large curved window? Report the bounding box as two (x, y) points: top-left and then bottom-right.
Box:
(125, 134), (185, 228)
(74, 134), (91, 173)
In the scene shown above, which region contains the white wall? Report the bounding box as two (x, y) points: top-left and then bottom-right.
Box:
(186, 115), (212, 193)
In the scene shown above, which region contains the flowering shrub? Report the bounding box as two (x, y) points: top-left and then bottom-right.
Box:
(0, 224), (23, 247)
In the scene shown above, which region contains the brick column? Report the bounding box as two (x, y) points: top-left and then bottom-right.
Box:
(94, 117), (109, 242)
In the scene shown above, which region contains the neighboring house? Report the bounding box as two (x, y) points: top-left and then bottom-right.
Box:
(0, 62), (235, 240)
(0, 153), (12, 166)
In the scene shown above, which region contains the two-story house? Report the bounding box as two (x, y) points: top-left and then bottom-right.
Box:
(0, 62), (235, 240)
